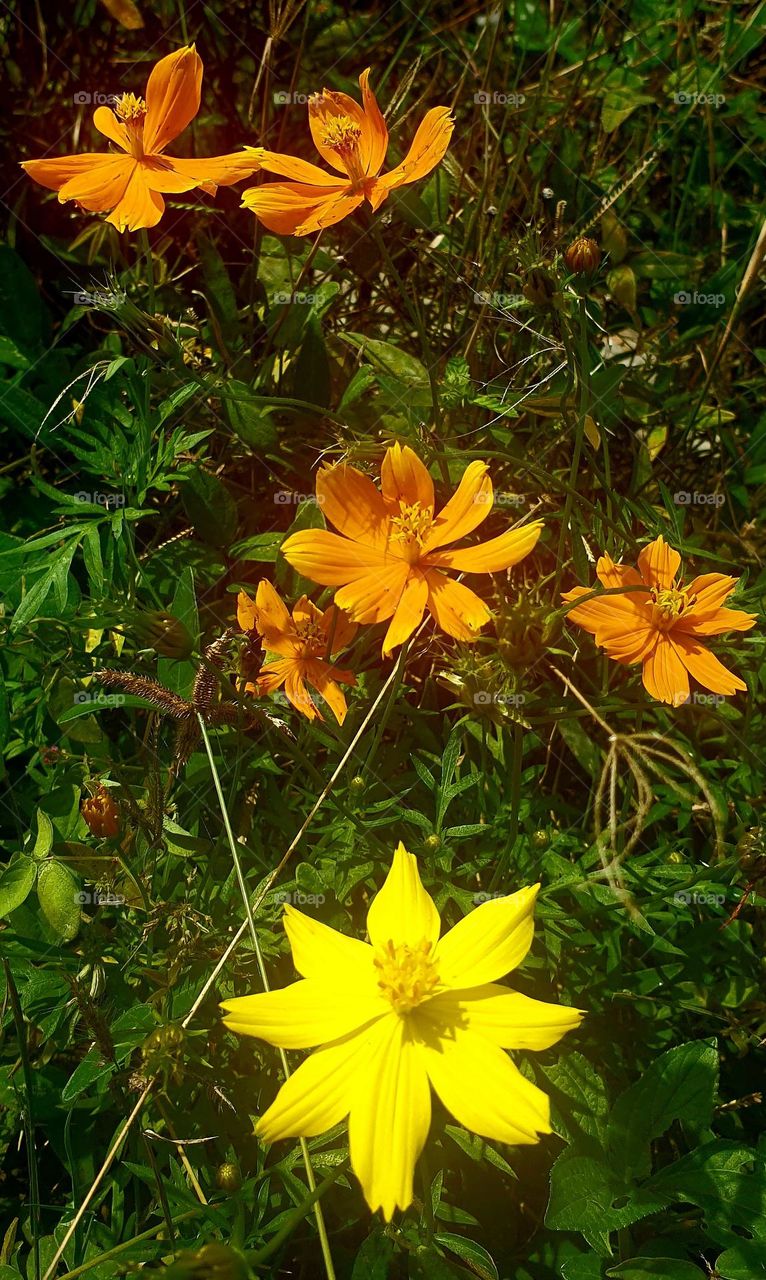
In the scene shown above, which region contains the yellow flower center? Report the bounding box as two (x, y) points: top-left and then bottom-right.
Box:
(374, 938), (440, 1013)
(294, 618), (326, 653)
(389, 501), (433, 560)
(114, 93), (147, 158)
(651, 585), (694, 629)
(313, 100), (366, 186)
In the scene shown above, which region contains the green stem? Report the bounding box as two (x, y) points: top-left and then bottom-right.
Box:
(489, 720), (523, 891)
(4, 962), (40, 1280)
(55, 1208), (200, 1280)
(197, 716), (336, 1280)
(138, 228), (155, 315)
(247, 1160), (349, 1267)
(361, 639), (410, 778)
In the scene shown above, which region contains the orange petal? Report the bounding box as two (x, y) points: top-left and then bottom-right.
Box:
(637, 534), (681, 589)
(245, 147), (340, 186)
(381, 569), (428, 655)
(237, 589), (258, 632)
(256, 659), (291, 694)
(321, 604), (358, 654)
(285, 663), (320, 720)
(368, 106), (454, 210)
(305, 661), (352, 724)
(334, 562), (411, 625)
(57, 155), (134, 213)
(600, 626), (657, 665)
(683, 572), (738, 615)
(105, 164), (165, 230)
(295, 190), (364, 234)
(21, 153), (115, 192)
(281, 529), (388, 586)
(671, 633), (747, 696)
(422, 461), (492, 552)
(140, 156), (200, 193)
(425, 571), (491, 641)
(677, 606), (757, 636)
(381, 442), (434, 511)
(316, 462), (390, 548)
(641, 636), (689, 706)
(308, 88), (367, 175)
(93, 106), (130, 151)
(160, 151), (260, 193)
(241, 181), (347, 235)
(255, 579), (292, 635)
(596, 554), (649, 598)
(426, 520), (542, 574)
(143, 45), (202, 154)
(358, 68), (388, 176)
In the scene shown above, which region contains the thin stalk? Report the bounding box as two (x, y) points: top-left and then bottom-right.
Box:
(55, 1208), (200, 1280)
(138, 228), (155, 315)
(4, 962), (40, 1280)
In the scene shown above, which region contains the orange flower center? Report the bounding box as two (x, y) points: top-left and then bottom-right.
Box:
(114, 93), (147, 157)
(294, 618), (326, 654)
(389, 500), (433, 561)
(315, 106), (366, 185)
(374, 937), (440, 1013)
(651, 585), (694, 629)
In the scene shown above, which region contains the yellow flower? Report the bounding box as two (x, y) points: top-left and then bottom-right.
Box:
(280, 443), (543, 656)
(221, 843), (582, 1219)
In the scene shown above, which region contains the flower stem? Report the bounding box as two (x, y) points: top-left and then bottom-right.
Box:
(138, 228), (155, 315)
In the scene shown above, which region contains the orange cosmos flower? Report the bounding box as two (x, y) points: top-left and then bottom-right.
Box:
(238, 581), (357, 724)
(280, 444), (543, 656)
(21, 47), (258, 232)
(562, 534), (756, 706)
(241, 69), (453, 235)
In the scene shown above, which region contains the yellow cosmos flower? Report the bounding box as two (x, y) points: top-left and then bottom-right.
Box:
(21, 47), (258, 232)
(238, 580), (356, 724)
(562, 534), (756, 706)
(241, 68), (453, 235)
(221, 843), (582, 1220)
(280, 443), (543, 656)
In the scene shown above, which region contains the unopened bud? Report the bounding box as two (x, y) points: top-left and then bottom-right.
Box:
(564, 236), (601, 274)
(82, 787), (120, 838)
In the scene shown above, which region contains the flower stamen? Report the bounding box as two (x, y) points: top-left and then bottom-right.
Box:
(389, 500), (433, 553)
(114, 93), (147, 158)
(651, 584), (695, 629)
(374, 937), (440, 1013)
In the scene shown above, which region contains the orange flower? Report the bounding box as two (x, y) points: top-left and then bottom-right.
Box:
(280, 444), (543, 656)
(21, 47), (258, 232)
(238, 581), (357, 724)
(562, 534), (756, 706)
(241, 69), (453, 235)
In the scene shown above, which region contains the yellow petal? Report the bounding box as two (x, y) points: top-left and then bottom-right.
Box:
(242, 181), (347, 235)
(366, 842), (440, 949)
(426, 520), (542, 574)
(381, 442), (434, 511)
(418, 1025), (550, 1144)
(333, 561), (410, 624)
(434, 885), (539, 987)
(422, 461), (492, 552)
(143, 45), (202, 155)
(249, 147), (341, 185)
(349, 1016), (431, 1219)
(671, 634), (747, 696)
(93, 106), (130, 151)
(22, 153), (115, 192)
(295, 191), (364, 235)
(381, 569), (428, 655)
(237, 589), (258, 632)
(284, 905), (376, 980)
(105, 164), (165, 231)
(305, 660), (353, 725)
(424, 571), (492, 642)
(221, 978), (385, 1048)
(368, 106), (454, 208)
(316, 462), (390, 548)
(637, 534), (681, 590)
(57, 155), (134, 213)
(281, 528), (388, 586)
(423, 984), (583, 1050)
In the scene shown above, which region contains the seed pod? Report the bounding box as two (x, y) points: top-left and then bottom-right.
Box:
(82, 787), (120, 839)
(564, 236), (601, 274)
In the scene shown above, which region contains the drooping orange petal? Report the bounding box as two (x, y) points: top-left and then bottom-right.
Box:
(422, 461), (492, 552)
(305, 660), (353, 724)
(334, 561), (411, 625)
(105, 163), (165, 230)
(246, 147), (342, 186)
(641, 635), (689, 706)
(368, 106), (454, 210)
(671, 633), (747, 696)
(255, 659), (292, 695)
(358, 68), (388, 176)
(281, 528), (388, 586)
(295, 190), (365, 234)
(681, 572), (737, 616)
(426, 520), (542, 574)
(316, 462), (390, 549)
(241, 181), (347, 235)
(381, 443), (435, 512)
(21, 153), (116, 192)
(143, 45), (203, 154)
(381, 569), (429, 655)
(425, 571), (492, 642)
(93, 106), (130, 151)
(57, 155), (134, 213)
(321, 604), (358, 654)
(637, 534), (681, 590)
(284, 663), (319, 720)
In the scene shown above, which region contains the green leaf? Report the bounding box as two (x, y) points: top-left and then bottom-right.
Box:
(181, 468), (238, 548)
(37, 861), (81, 941)
(341, 334), (430, 389)
(224, 380), (278, 450)
(351, 1230), (395, 1279)
(435, 1234), (499, 1280)
(32, 809), (54, 860)
(715, 1241), (766, 1279)
(606, 1261), (705, 1279)
(546, 1153), (667, 1255)
(0, 857), (37, 917)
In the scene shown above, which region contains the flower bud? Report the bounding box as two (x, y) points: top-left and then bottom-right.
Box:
(215, 1161), (242, 1191)
(82, 787), (120, 838)
(564, 236), (601, 274)
(423, 834), (442, 853)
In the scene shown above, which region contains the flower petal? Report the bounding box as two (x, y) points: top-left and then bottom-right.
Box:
(349, 1017), (431, 1220)
(93, 106), (130, 151)
(237, 589), (258, 633)
(422, 461), (492, 552)
(423, 984), (583, 1050)
(221, 977), (386, 1048)
(21, 153), (115, 192)
(255, 579), (292, 635)
(323, 604), (358, 654)
(671, 633), (747, 696)
(366, 842), (440, 949)
(284, 663), (319, 720)
(641, 635), (689, 705)
(281, 528), (388, 586)
(427, 520), (542, 574)
(156, 151), (259, 192)
(418, 1025), (550, 1144)
(308, 89), (368, 175)
(381, 443), (435, 511)
(596, 554), (650, 597)
(143, 45), (202, 154)
(284, 904), (375, 981)
(246, 146), (341, 186)
(256, 1018), (387, 1142)
(637, 534), (681, 589)
(333, 561), (411, 624)
(678, 606), (757, 636)
(305, 660), (354, 724)
(316, 462), (390, 548)
(295, 191), (364, 234)
(424, 571), (492, 641)
(435, 885), (539, 987)
(105, 164), (165, 231)
(242, 181), (346, 234)
(381, 569), (429, 655)
(368, 106), (454, 209)
(56, 155), (134, 213)
(359, 69), (388, 176)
